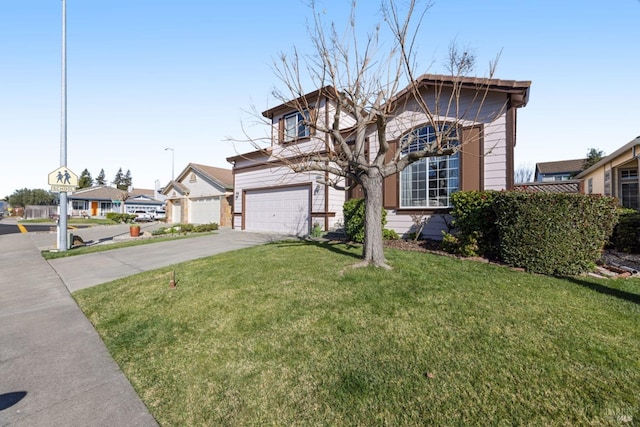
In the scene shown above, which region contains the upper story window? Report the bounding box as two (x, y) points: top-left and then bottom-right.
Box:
(399, 124), (459, 208)
(283, 110), (310, 142)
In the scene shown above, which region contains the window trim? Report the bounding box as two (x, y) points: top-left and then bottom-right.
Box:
(620, 167), (639, 210)
(282, 110), (311, 143)
(398, 123), (460, 209)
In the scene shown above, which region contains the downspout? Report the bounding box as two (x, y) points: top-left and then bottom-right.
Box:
(324, 93), (330, 231)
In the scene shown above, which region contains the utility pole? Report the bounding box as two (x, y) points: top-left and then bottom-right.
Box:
(165, 147), (175, 181)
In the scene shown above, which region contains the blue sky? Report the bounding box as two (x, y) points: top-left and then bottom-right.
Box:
(1, 0), (639, 198)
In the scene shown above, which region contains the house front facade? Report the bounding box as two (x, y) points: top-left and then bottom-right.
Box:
(162, 163), (233, 226)
(228, 74), (531, 238)
(67, 186), (163, 218)
(577, 136), (640, 210)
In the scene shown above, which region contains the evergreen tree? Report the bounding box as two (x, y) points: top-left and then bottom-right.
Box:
(113, 168), (127, 190)
(583, 148), (605, 170)
(78, 169), (93, 188)
(96, 169), (107, 185)
(123, 169), (133, 189)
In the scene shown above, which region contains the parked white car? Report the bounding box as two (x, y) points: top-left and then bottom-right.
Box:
(133, 210), (153, 222)
(153, 209), (166, 220)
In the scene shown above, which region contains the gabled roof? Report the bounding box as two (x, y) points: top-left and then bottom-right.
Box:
(165, 180), (190, 196)
(536, 159), (586, 175)
(262, 86), (337, 119)
(69, 186), (158, 201)
(391, 74), (532, 109)
(173, 163), (233, 191)
(576, 136), (640, 178)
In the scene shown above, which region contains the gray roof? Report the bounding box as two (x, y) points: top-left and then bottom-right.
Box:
(69, 186), (158, 201)
(535, 159), (585, 175)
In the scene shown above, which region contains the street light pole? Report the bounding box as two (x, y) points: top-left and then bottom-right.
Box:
(165, 147), (174, 181)
(58, 0), (68, 252)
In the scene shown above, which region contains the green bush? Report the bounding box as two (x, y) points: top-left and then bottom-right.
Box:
(106, 212), (136, 223)
(383, 228), (399, 240)
(195, 223), (219, 232)
(343, 198), (396, 243)
(494, 192), (619, 275)
(443, 191), (499, 258)
(311, 222), (324, 238)
(610, 210), (640, 253)
(441, 230), (480, 257)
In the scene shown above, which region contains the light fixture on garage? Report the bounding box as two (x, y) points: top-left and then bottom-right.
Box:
(235, 192), (239, 200)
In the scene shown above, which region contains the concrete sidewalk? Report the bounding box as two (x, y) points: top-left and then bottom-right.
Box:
(0, 224), (281, 426)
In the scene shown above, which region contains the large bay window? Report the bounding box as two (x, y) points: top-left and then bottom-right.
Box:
(400, 124), (459, 208)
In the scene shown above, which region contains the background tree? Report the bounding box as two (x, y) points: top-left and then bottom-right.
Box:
(246, 0), (507, 268)
(583, 148), (605, 170)
(8, 188), (58, 208)
(113, 168), (127, 190)
(515, 163), (534, 183)
(123, 169), (133, 189)
(96, 169), (107, 186)
(78, 169), (93, 188)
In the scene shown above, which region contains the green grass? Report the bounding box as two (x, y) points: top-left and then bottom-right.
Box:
(73, 241), (640, 426)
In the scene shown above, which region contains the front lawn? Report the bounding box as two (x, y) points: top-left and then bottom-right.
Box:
(74, 241), (640, 426)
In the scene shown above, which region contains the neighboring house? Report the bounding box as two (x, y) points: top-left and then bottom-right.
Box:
(162, 163), (233, 226)
(67, 186), (163, 217)
(576, 136), (640, 210)
(228, 74), (531, 238)
(535, 158), (586, 182)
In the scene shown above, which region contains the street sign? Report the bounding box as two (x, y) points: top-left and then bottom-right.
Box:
(48, 167), (79, 193)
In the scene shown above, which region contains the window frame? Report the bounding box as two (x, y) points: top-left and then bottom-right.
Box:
(282, 110), (311, 142)
(398, 123), (460, 209)
(620, 167), (639, 210)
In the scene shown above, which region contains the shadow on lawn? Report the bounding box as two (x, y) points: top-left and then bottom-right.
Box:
(564, 277), (640, 305)
(275, 239), (363, 260)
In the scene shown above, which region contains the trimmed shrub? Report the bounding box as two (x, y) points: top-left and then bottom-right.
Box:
(443, 191), (499, 258)
(106, 212), (136, 223)
(343, 198), (396, 243)
(610, 210), (640, 253)
(494, 192), (619, 275)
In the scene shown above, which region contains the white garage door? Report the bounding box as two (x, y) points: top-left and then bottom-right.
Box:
(245, 186), (310, 235)
(189, 197), (220, 225)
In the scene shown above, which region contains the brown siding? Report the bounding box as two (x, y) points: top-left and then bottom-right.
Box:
(460, 125), (483, 191)
(383, 141), (398, 208)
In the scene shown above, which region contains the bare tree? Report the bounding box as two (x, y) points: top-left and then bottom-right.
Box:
(240, 0), (525, 268)
(515, 163), (534, 183)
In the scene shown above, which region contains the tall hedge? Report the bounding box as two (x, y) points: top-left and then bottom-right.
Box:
(446, 190), (500, 258)
(494, 192), (619, 275)
(610, 210), (640, 253)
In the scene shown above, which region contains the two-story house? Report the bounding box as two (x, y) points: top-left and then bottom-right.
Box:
(227, 74), (531, 238)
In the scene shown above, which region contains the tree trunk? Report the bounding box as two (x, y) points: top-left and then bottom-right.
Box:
(360, 171), (390, 269)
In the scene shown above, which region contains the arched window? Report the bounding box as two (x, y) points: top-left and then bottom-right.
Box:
(399, 124), (459, 208)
